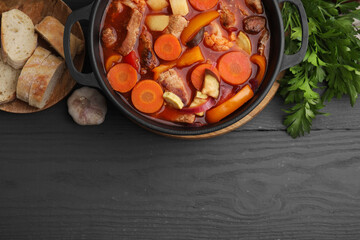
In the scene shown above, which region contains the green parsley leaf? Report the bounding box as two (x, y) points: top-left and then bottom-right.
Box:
(280, 0), (360, 138)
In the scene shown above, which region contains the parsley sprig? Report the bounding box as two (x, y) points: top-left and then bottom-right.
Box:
(280, 0), (360, 138)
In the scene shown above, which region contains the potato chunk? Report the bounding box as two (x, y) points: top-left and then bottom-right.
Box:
(202, 69), (220, 99)
(145, 15), (170, 31)
(146, 0), (169, 11)
(236, 31), (252, 55)
(169, 0), (189, 16)
(163, 91), (184, 109)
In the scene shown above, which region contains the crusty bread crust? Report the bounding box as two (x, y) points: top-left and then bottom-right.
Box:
(16, 47), (51, 102)
(35, 16), (84, 59)
(1, 9), (38, 69)
(28, 54), (64, 109)
(0, 53), (20, 104)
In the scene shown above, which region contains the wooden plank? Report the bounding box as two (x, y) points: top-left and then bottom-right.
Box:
(242, 94), (360, 131)
(1, 130), (360, 239)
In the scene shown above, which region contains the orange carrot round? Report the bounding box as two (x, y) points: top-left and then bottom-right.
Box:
(250, 54), (267, 86)
(218, 51), (252, 85)
(206, 85), (254, 123)
(105, 54), (122, 72)
(189, 0), (218, 11)
(154, 34), (182, 61)
(191, 63), (220, 90)
(131, 80), (164, 114)
(107, 63), (138, 93)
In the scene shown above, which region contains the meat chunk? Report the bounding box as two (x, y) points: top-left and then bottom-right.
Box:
(113, 0), (124, 13)
(243, 16), (266, 34)
(115, 0), (146, 56)
(117, 9), (143, 56)
(204, 23), (233, 51)
(175, 114), (195, 124)
(204, 32), (233, 51)
(258, 29), (269, 56)
(245, 0), (263, 14)
(219, 3), (236, 31)
(121, 0), (146, 13)
(101, 27), (117, 48)
(164, 15), (189, 38)
(158, 69), (191, 105)
(139, 28), (158, 74)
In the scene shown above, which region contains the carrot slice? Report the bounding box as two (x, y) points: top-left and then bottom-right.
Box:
(206, 85), (254, 123)
(154, 34), (182, 61)
(250, 54), (266, 86)
(218, 51), (252, 85)
(191, 63), (220, 90)
(105, 54), (122, 72)
(131, 80), (164, 114)
(189, 0), (218, 11)
(107, 63), (138, 93)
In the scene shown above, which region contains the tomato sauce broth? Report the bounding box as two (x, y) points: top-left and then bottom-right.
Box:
(100, 0), (270, 127)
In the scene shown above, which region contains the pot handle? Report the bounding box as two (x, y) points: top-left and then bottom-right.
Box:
(64, 2), (99, 89)
(278, 0), (309, 71)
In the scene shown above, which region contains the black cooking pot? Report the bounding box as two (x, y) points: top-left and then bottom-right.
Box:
(64, 0), (308, 137)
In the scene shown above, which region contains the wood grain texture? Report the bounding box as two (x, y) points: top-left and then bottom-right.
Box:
(0, 128), (360, 239)
(0, 0), (85, 113)
(242, 93), (360, 131)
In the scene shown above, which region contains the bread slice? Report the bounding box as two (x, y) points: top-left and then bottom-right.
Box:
(0, 53), (20, 104)
(16, 47), (51, 103)
(35, 16), (84, 59)
(1, 9), (38, 69)
(28, 54), (64, 109)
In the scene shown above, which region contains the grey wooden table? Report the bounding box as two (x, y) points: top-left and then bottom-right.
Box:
(1, 1), (360, 239)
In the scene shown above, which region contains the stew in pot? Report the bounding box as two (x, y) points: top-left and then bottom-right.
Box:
(100, 0), (270, 126)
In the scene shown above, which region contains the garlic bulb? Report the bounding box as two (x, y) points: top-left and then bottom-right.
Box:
(67, 87), (107, 125)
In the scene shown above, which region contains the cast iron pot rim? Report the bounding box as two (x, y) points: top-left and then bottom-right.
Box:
(89, 0), (284, 136)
